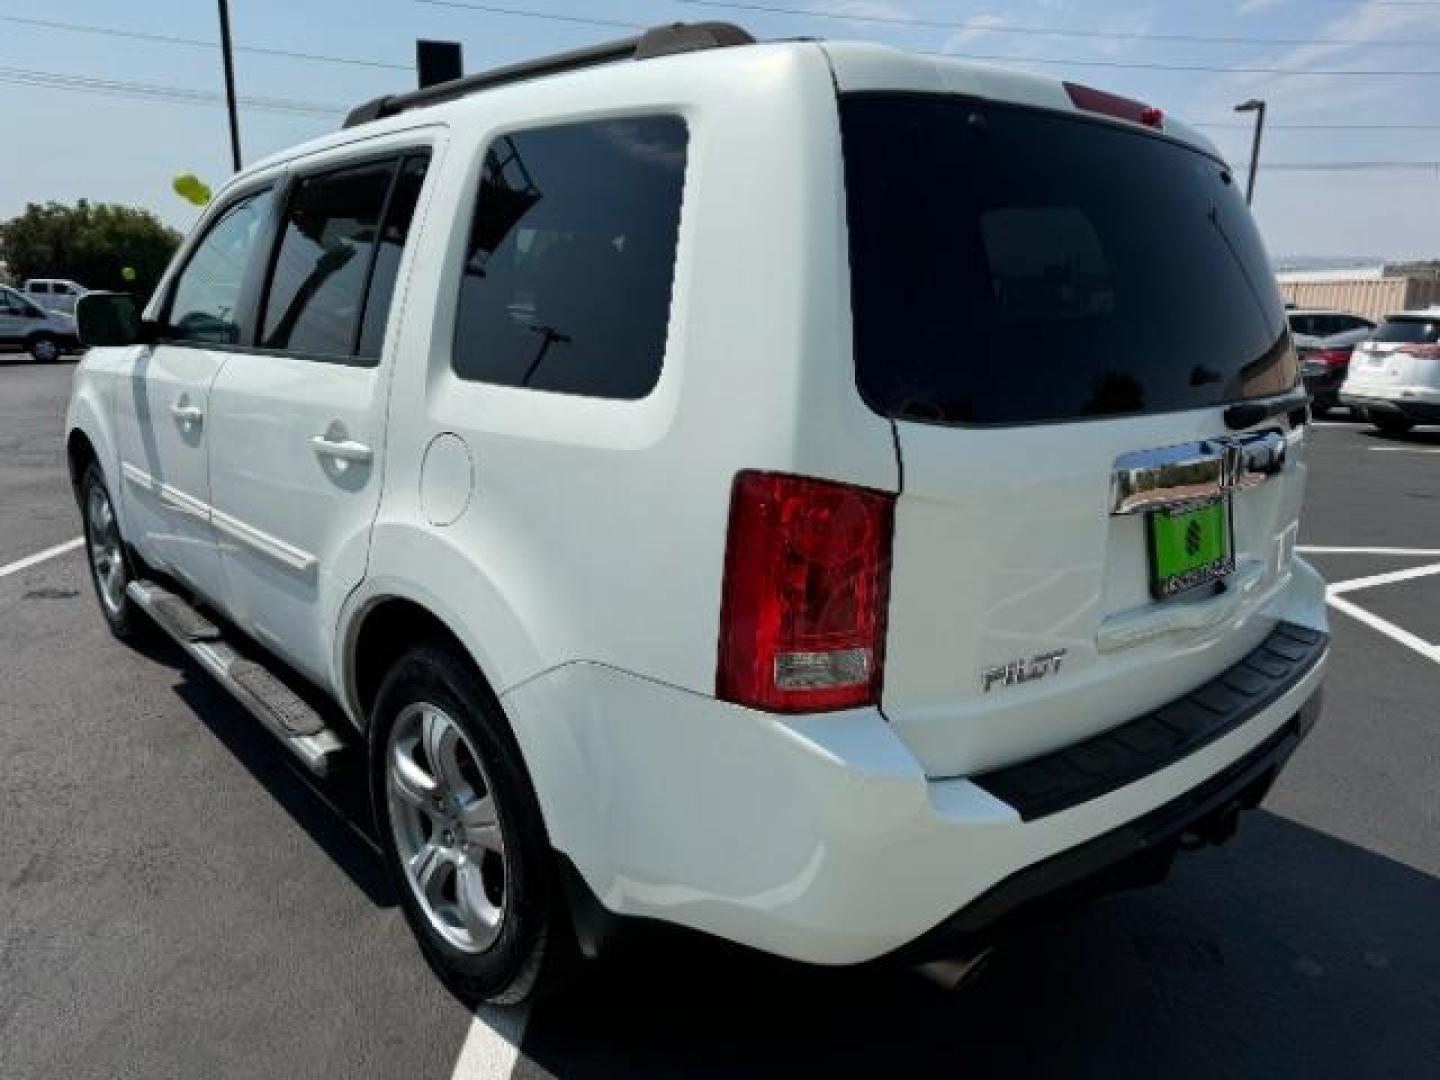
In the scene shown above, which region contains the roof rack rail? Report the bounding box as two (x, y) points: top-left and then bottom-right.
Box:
(343, 21), (755, 129)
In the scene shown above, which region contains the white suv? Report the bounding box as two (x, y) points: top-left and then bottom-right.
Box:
(1341, 308), (1440, 433)
(66, 25), (1328, 1004)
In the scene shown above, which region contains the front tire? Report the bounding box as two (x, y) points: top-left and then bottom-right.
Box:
(79, 462), (146, 639)
(370, 643), (568, 1005)
(1372, 412), (1415, 434)
(28, 334), (60, 363)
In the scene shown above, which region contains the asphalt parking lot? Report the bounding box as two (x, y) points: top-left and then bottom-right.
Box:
(3, 359), (1438, 1079)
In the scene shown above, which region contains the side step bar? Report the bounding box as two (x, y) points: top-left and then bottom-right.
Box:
(127, 580), (345, 777)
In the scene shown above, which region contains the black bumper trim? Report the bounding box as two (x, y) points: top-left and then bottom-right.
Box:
(1340, 394), (1440, 423)
(899, 694), (1320, 963)
(972, 622), (1328, 822)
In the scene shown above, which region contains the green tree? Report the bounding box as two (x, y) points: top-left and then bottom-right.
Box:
(0, 200), (182, 301)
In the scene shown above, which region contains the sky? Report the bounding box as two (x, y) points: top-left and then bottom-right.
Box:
(0, 0), (1437, 260)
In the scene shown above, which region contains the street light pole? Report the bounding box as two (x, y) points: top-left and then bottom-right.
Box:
(1235, 98), (1266, 205)
(217, 0), (242, 172)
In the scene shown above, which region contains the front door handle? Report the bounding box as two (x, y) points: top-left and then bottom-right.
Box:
(309, 433), (373, 465)
(170, 401), (204, 427)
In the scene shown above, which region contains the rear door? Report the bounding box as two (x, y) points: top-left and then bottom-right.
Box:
(115, 186), (276, 603)
(206, 149), (431, 685)
(840, 94), (1305, 778)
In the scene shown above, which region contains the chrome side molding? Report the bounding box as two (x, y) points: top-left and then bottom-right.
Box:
(1111, 430), (1287, 515)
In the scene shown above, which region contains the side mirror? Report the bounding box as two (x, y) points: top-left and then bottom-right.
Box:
(76, 292), (150, 347)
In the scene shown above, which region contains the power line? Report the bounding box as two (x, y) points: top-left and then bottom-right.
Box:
(0, 65), (343, 117)
(417, 0), (1440, 76)
(913, 49), (1440, 77)
(414, 0), (639, 30)
(670, 0), (1440, 48)
(0, 12), (409, 71)
(1194, 121), (1440, 131)
(1238, 161), (1440, 171)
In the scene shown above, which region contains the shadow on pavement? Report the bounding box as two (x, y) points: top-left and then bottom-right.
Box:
(516, 811), (1440, 1078)
(133, 630), (397, 908)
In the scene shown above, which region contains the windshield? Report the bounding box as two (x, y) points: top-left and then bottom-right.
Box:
(840, 95), (1295, 425)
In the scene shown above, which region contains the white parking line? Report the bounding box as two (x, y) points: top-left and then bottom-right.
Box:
(0, 536), (84, 580)
(1298, 545), (1440, 557)
(1327, 594), (1440, 664)
(450, 1006), (529, 1079)
(1329, 561), (1440, 596)
(1369, 446), (1440, 454)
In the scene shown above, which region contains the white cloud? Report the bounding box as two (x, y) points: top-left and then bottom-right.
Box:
(942, 14), (1008, 50)
(1237, 0), (1286, 14)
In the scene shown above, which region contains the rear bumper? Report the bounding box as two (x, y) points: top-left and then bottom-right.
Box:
(1339, 390), (1440, 423)
(900, 696), (1318, 962)
(505, 585), (1329, 966)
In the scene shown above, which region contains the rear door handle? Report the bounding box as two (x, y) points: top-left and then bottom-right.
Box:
(309, 434), (373, 465)
(170, 402), (204, 426)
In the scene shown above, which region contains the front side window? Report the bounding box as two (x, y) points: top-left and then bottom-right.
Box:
(260, 161), (394, 357)
(452, 115), (688, 400)
(167, 188), (275, 345)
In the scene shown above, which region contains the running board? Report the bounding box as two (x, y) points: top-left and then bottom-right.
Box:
(126, 580), (345, 777)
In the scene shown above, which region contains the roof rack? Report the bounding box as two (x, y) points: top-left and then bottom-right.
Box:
(343, 22), (755, 129)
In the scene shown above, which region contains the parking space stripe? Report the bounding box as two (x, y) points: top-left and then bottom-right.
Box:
(1368, 446), (1440, 455)
(1329, 561), (1440, 596)
(0, 536), (84, 580)
(1327, 594), (1440, 664)
(449, 1007), (529, 1079)
(1298, 545), (1440, 557)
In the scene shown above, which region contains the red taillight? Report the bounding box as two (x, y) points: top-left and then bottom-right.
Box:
(1398, 343), (1440, 358)
(1064, 82), (1164, 129)
(1308, 348), (1351, 369)
(716, 471), (895, 713)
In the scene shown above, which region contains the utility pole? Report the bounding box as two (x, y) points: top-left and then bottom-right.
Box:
(218, 0), (242, 172)
(1234, 98), (1266, 206)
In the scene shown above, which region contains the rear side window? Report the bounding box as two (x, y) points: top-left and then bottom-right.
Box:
(452, 116), (688, 400)
(841, 96), (1294, 425)
(1372, 317), (1440, 344)
(167, 187), (275, 345)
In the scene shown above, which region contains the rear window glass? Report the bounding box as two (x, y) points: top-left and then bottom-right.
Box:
(1372, 318), (1440, 344)
(841, 96), (1294, 425)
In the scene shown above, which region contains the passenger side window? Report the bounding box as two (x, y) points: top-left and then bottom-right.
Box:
(259, 154), (428, 361)
(167, 188), (275, 345)
(452, 115), (688, 399)
(357, 156), (429, 358)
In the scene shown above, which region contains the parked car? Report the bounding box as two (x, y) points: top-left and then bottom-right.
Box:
(1341, 308), (1440, 433)
(0, 283), (79, 361)
(1287, 308), (1374, 350)
(23, 277), (88, 315)
(65, 25), (1328, 1004)
(1298, 325), (1373, 415)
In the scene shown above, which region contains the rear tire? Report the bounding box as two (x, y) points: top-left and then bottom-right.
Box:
(1372, 413), (1415, 434)
(78, 462), (147, 640)
(369, 642), (571, 1005)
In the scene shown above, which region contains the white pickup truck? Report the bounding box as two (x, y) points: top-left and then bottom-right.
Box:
(65, 23), (1328, 1005)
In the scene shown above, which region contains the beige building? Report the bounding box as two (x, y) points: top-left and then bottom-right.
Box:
(1277, 266), (1440, 324)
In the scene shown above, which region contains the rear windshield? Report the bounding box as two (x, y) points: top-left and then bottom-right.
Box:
(1372, 317), (1440, 344)
(840, 95), (1294, 425)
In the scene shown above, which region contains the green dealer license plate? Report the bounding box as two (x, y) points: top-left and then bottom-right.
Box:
(1147, 496), (1235, 600)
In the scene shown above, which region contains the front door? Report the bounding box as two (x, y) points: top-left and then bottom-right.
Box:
(207, 152), (430, 684)
(114, 186), (277, 604)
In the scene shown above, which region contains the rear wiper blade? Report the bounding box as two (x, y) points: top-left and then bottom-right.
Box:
(1224, 387), (1309, 430)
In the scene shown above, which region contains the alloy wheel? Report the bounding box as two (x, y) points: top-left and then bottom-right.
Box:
(387, 703), (508, 953)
